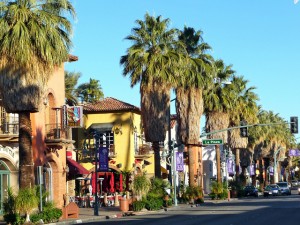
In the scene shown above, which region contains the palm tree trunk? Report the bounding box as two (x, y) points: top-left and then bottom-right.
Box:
(198, 146), (203, 187)
(188, 145), (196, 187)
(19, 111), (35, 188)
(216, 145), (221, 183)
(152, 141), (161, 178)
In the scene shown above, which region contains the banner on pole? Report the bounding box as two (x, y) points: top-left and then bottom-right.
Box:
(98, 147), (109, 172)
(176, 152), (184, 171)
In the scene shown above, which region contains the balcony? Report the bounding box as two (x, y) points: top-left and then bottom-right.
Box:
(0, 122), (19, 142)
(77, 144), (116, 163)
(45, 123), (67, 140)
(135, 144), (152, 159)
(1, 122), (19, 135)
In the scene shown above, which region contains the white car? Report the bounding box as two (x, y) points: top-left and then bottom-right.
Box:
(291, 180), (298, 187)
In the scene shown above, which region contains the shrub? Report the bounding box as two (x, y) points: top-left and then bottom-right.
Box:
(132, 173), (151, 200)
(3, 213), (25, 225)
(145, 196), (163, 211)
(15, 187), (39, 223)
(132, 200), (146, 211)
(209, 181), (228, 200)
(30, 202), (62, 224)
(184, 186), (204, 203)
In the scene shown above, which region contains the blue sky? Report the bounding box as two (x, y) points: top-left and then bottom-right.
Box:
(65, 0), (300, 137)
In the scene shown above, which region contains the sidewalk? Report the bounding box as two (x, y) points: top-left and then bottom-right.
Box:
(57, 196), (236, 224)
(56, 206), (125, 224)
(0, 197), (237, 225)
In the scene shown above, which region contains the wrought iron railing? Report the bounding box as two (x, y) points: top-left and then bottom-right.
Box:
(136, 144), (152, 156)
(0, 122), (19, 135)
(77, 144), (116, 162)
(45, 123), (67, 139)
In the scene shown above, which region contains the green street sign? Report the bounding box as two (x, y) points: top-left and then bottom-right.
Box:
(202, 139), (223, 145)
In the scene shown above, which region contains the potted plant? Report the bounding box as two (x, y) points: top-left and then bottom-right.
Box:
(185, 186), (204, 204)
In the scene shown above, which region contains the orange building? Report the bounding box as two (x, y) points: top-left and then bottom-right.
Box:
(0, 56), (78, 214)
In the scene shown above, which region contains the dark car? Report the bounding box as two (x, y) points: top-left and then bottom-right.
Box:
(243, 185), (258, 197)
(276, 182), (291, 195)
(263, 184), (281, 197)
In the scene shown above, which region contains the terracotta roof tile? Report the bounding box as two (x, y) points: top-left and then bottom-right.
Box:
(83, 97), (140, 113)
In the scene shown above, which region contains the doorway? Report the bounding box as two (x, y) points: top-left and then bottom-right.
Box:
(0, 160), (10, 215)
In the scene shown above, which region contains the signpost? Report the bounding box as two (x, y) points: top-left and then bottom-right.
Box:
(202, 139), (223, 145)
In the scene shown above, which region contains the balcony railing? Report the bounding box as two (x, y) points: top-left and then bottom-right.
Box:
(45, 123), (67, 139)
(77, 144), (116, 162)
(0, 122), (19, 135)
(136, 144), (152, 156)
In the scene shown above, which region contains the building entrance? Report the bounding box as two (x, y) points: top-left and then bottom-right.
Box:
(0, 160), (10, 215)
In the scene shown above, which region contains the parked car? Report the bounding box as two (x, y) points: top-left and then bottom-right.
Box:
(291, 180), (298, 187)
(263, 184), (281, 197)
(243, 185), (258, 197)
(276, 182), (291, 195)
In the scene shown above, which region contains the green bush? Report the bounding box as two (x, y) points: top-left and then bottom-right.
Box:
(132, 200), (146, 211)
(30, 203), (62, 224)
(184, 186), (203, 203)
(145, 196), (163, 211)
(2, 187), (25, 225)
(3, 213), (25, 225)
(209, 181), (228, 200)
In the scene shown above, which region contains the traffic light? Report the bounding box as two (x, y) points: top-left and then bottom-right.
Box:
(290, 116), (298, 134)
(240, 120), (248, 137)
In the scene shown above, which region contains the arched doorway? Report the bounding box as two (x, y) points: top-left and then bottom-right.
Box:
(43, 162), (53, 202)
(0, 160), (10, 214)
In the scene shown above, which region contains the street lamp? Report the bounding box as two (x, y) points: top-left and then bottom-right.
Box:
(93, 132), (100, 216)
(168, 98), (178, 206)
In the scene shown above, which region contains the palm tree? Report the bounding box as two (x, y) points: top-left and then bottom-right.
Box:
(65, 71), (81, 106)
(120, 13), (181, 178)
(76, 78), (104, 103)
(176, 26), (213, 187)
(203, 59), (235, 183)
(0, 0), (75, 188)
(227, 76), (259, 181)
(247, 109), (293, 185)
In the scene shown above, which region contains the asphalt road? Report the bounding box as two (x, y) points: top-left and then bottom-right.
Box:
(81, 189), (300, 225)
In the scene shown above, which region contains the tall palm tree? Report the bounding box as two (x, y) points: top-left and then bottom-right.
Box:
(76, 78), (104, 103)
(176, 26), (213, 187)
(120, 13), (181, 178)
(65, 71), (81, 106)
(203, 59), (235, 184)
(0, 0), (75, 188)
(228, 76), (259, 181)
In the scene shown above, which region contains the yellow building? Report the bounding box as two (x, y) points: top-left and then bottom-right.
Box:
(73, 97), (154, 195)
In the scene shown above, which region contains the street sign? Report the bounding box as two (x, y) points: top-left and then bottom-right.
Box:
(202, 139), (223, 145)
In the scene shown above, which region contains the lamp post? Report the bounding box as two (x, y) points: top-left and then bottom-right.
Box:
(168, 98), (176, 183)
(168, 98), (178, 206)
(171, 141), (178, 206)
(93, 132), (100, 216)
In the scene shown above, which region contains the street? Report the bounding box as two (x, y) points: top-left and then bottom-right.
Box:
(81, 189), (300, 225)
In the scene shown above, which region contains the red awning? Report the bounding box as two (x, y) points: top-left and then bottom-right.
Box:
(67, 158), (89, 175)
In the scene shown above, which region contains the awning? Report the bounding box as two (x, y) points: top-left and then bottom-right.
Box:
(67, 158), (89, 175)
(80, 162), (94, 171)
